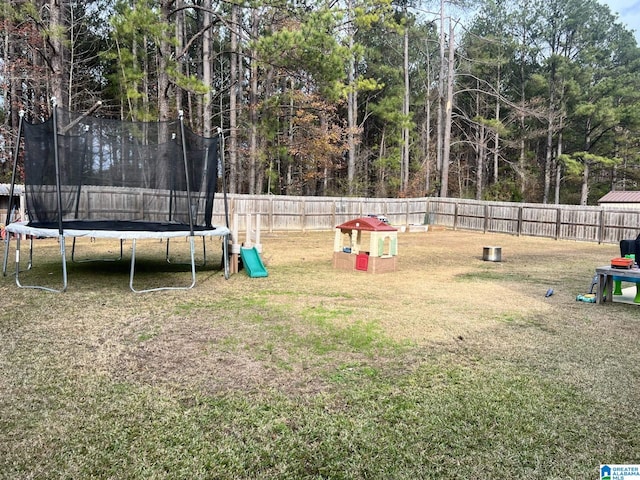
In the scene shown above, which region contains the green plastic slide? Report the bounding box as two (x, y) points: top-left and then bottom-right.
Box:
(240, 247), (268, 278)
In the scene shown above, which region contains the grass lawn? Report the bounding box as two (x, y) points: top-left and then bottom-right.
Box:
(1, 229), (638, 479)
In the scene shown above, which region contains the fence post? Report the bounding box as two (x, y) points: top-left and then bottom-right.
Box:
(331, 200), (336, 229)
(301, 198), (306, 232)
(517, 206), (523, 236)
(556, 208), (561, 240)
(483, 204), (489, 233)
(268, 196), (273, 233)
(454, 201), (458, 230)
(425, 198), (430, 225)
(599, 209), (605, 244)
(405, 200), (410, 227)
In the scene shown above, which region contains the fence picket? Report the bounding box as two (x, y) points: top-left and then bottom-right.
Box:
(6, 187), (640, 244)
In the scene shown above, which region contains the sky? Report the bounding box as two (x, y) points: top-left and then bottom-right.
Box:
(601, 0), (640, 44)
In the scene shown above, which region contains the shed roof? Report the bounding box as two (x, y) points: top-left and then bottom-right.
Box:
(598, 191), (640, 204)
(336, 217), (397, 232)
(0, 184), (24, 195)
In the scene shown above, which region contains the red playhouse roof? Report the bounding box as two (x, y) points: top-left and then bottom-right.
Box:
(336, 217), (397, 232)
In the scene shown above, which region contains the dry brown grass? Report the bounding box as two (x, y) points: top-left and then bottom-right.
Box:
(3, 228), (639, 478)
(3, 228), (632, 399)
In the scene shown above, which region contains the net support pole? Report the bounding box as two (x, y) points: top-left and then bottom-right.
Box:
(51, 98), (64, 236)
(219, 129), (231, 279)
(166, 121), (207, 267)
(51, 98), (69, 291)
(2, 110), (25, 276)
(219, 129), (230, 231)
(178, 111), (195, 237)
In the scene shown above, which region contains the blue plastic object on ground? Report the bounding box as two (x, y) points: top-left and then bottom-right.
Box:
(576, 293), (596, 303)
(240, 247), (268, 278)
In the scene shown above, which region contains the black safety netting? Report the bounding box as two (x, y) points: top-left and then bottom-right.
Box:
(22, 108), (220, 230)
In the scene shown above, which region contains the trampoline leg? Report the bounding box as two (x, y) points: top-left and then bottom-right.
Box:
(130, 237), (198, 293)
(59, 237), (68, 291)
(2, 232), (10, 276)
(189, 237), (197, 285)
(223, 233), (230, 279)
(202, 237), (207, 266)
(14, 235), (68, 293)
(27, 236), (33, 271)
(129, 239), (137, 291)
(3, 234), (37, 277)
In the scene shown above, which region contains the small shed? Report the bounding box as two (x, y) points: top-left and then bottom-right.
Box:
(598, 191), (640, 209)
(333, 217), (398, 273)
(0, 183), (25, 223)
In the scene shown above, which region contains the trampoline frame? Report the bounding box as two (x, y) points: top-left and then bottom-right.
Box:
(3, 221), (229, 293)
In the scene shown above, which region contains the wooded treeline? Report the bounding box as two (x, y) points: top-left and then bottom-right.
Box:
(1, 0), (639, 204)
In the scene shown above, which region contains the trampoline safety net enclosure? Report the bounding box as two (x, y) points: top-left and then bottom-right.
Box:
(2, 103), (231, 292)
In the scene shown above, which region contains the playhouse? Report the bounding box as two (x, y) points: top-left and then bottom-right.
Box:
(333, 217), (398, 273)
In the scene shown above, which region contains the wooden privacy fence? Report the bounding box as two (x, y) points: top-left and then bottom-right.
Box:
(425, 198), (640, 244)
(219, 194), (640, 245)
(5, 185), (640, 244)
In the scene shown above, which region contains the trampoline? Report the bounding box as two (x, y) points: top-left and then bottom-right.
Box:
(2, 100), (231, 292)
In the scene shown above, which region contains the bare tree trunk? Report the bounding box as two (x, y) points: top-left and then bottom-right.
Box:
(473, 81), (483, 200)
(377, 128), (387, 196)
(401, 2), (410, 193)
(423, 44), (432, 195)
(248, 7), (259, 194)
(285, 78), (295, 195)
(67, 1), (75, 108)
(493, 67), (501, 185)
(346, 0), (357, 194)
(157, 1), (172, 121)
(554, 130), (563, 204)
(516, 36), (527, 196)
(423, 107), (431, 195)
(228, 4), (239, 193)
(543, 111), (554, 204)
(202, 0), (212, 136)
(543, 57), (558, 204)
(436, 0), (445, 181)
(258, 66), (275, 194)
(457, 153), (464, 196)
(440, 19), (454, 198)
(48, 0), (66, 107)
(476, 124), (485, 200)
(2, 15), (18, 171)
(176, 4), (183, 118)
(580, 118), (593, 205)
(143, 33), (150, 117)
(580, 161), (589, 205)
(517, 129), (526, 193)
(2, 13), (13, 127)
